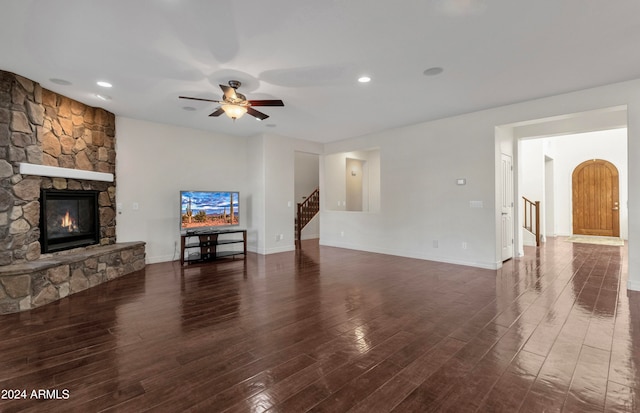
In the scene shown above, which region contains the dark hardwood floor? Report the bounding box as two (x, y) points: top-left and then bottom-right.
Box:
(1, 237), (638, 412)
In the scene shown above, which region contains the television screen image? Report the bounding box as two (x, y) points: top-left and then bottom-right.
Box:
(180, 191), (239, 232)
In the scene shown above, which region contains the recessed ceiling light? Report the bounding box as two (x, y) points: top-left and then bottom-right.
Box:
(50, 78), (72, 85)
(95, 94), (111, 101)
(182, 106), (196, 111)
(358, 76), (371, 83)
(423, 67), (444, 76)
(97, 81), (112, 88)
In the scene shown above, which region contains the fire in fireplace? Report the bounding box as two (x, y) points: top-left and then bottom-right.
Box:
(40, 190), (100, 253)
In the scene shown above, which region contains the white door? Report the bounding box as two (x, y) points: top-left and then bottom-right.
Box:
(501, 153), (514, 261)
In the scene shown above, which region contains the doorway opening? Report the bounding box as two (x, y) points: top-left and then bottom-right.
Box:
(294, 151), (320, 244)
(497, 105), (628, 259)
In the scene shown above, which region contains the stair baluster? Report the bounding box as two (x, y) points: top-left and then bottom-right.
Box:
(523, 196), (541, 247)
(296, 188), (319, 248)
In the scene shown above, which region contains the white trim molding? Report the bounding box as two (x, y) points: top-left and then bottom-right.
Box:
(628, 279), (640, 292)
(19, 163), (114, 182)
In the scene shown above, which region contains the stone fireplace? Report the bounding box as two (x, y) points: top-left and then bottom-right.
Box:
(0, 70), (117, 264)
(0, 70), (145, 314)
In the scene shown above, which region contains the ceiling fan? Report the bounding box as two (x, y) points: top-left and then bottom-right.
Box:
(179, 80), (284, 121)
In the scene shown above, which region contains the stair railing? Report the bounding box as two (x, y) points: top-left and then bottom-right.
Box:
(523, 196), (541, 247)
(296, 188), (319, 247)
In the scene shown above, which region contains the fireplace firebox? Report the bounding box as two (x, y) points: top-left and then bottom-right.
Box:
(40, 189), (100, 253)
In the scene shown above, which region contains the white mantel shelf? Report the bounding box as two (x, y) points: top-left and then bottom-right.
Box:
(19, 163), (114, 182)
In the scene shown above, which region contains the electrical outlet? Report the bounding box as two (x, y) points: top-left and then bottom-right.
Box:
(340, 231), (344, 237)
(462, 242), (467, 250)
(433, 240), (438, 248)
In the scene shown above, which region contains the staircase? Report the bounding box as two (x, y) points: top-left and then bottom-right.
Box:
(296, 188), (319, 248)
(523, 196), (541, 247)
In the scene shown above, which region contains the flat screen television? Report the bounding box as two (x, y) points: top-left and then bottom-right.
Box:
(180, 190), (239, 233)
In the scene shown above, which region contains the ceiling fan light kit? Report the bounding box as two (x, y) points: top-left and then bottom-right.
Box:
(179, 80), (284, 122)
(221, 104), (247, 120)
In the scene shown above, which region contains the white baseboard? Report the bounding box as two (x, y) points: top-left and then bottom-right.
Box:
(264, 245), (296, 254)
(319, 241), (500, 270)
(147, 254), (177, 264)
(627, 279), (640, 291)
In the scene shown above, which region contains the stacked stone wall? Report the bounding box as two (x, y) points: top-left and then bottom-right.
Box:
(0, 72), (43, 265)
(0, 70), (116, 266)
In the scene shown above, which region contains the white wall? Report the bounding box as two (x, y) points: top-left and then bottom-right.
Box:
(246, 135), (266, 253)
(115, 117), (249, 263)
(520, 139), (545, 204)
(321, 78), (640, 284)
(545, 157), (555, 237)
(322, 115), (497, 269)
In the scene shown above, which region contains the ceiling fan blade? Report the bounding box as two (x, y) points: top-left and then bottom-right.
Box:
(248, 99), (284, 107)
(179, 96), (221, 103)
(209, 107), (225, 117)
(247, 107), (269, 120)
(220, 84), (237, 100)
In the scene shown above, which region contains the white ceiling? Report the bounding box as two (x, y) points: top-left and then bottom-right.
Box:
(2, 0), (640, 144)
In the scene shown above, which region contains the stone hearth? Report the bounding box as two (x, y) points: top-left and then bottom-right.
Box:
(0, 242), (145, 314)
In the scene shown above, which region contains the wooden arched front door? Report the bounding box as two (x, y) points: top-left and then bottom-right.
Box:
(572, 159), (619, 237)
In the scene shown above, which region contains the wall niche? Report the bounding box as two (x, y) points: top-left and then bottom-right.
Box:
(324, 148), (380, 212)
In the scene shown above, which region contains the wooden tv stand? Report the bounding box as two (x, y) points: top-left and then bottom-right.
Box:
(180, 229), (247, 265)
